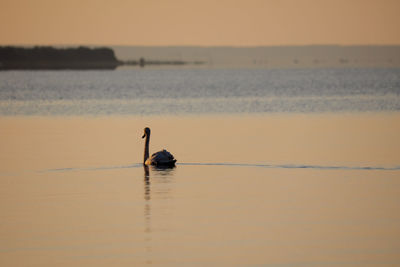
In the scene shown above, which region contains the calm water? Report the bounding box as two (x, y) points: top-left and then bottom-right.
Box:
(0, 68), (399, 115)
(0, 68), (400, 266)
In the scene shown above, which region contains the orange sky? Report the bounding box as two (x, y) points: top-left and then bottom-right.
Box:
(1, 0), (399, 46)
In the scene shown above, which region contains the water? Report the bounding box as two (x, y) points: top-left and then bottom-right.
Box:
(0, 68), (400, 266)
(0, 68), (399, 115)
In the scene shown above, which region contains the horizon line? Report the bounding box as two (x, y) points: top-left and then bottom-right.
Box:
(2, 43), (400, 48)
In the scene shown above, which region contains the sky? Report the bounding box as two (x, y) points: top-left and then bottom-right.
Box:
(0, 0), (399, 46)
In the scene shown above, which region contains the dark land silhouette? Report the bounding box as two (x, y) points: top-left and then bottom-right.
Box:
(0, 46), (204, 70)
(0, 46), (121, 70)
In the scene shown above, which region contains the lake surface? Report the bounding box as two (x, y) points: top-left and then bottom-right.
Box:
(0, 68), (399, 115)
(0, 68), (400, 266)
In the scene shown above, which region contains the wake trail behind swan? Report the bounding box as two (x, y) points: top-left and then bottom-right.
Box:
(39, 162), (400, 173)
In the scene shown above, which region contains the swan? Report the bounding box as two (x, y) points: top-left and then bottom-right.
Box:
(142, 127), (177, 166)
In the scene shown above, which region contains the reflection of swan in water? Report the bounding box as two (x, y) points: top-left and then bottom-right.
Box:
(143, 164), (175, 201)
(142, 163), (175, 265)
(142, 127), (177, 166)
(144, 165), (150, 201)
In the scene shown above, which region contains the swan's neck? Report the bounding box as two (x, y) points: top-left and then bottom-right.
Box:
(144, 133), (150, 164)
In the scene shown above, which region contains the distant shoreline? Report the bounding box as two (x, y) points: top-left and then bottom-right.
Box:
(2, 45), (400, 70)
(112, 45), (400, 69)
(0, 46), (204, 70)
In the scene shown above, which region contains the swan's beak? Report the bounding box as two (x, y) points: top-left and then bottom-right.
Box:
(142, 134), (145, 138)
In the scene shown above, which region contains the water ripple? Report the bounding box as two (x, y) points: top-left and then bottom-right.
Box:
(40, 162), (400, 173)
(179, 162), (400, 171)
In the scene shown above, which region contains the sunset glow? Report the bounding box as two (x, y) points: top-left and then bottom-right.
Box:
(1, 0), (399, 46)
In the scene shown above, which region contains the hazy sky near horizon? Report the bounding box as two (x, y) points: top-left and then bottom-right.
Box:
(1, 0), (399, 46)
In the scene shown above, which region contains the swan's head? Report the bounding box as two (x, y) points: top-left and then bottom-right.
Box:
(142, 127), (151, 138)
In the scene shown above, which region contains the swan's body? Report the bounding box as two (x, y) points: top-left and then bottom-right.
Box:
(142, 127), (176, 166)
(145, 149), (176, 166)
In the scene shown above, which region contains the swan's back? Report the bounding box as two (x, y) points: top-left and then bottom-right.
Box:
(148, 149), (176, 166)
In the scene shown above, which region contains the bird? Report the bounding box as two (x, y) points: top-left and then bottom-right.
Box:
(142, 127), (177, 167)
